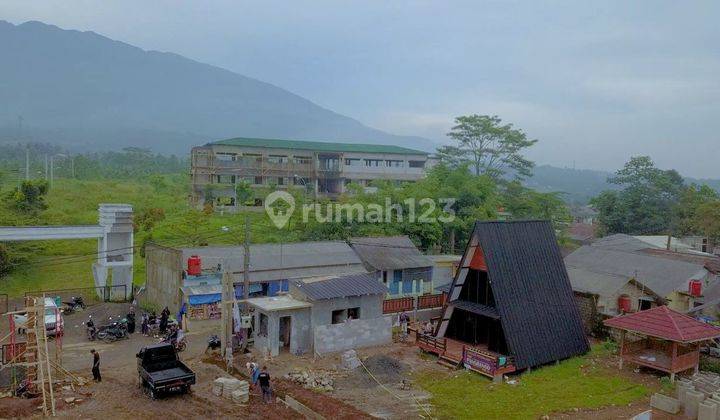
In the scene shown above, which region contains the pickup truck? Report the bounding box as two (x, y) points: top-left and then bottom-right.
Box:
(137, 343), (196, 399)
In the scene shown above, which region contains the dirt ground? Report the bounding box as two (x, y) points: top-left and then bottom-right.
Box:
(0, 305), (690, 419)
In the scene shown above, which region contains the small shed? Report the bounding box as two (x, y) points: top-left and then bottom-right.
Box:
(604, 306), (720, 380)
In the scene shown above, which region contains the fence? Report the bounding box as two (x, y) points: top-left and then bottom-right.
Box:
(24, 285), (130, 304)
(383, 294), (446, 314)
(417, 293), (446, 310)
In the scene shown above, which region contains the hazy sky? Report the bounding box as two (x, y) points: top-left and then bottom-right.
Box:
(3, 1), (719, 177)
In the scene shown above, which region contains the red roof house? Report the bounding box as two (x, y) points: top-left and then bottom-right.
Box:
(604, 306), (720, 380)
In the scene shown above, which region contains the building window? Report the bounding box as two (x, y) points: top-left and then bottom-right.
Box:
(216, 196), (235, 206)
(241, 153), (262, 163)
(277, 177), (285, 185)
(294, 176), (310, 186)
(365, 159), (383, 167)
(215, 153), (236, 161)
(409, 160), (425, 168)
(347, 307), (360, 320)
(382, 271), (388, 284)
(386, 160), (404, 167)
(253, 176), (263, 185)
(344, 158), (362, 166)
(267, 155), (288, 164)
(215, 175), (235, 184)
(332, 309), (347, 324)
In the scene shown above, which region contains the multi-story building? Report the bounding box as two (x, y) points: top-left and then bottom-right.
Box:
(190, 137), (429, 208)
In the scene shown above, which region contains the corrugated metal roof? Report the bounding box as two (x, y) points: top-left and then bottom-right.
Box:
(349, 236), (433, 270)
(452, 300), (500, 319)
(566, 267), (631, 297)
(210, 137), (428, 155)
(181, 284), (222, 296)
(565, 245), (709, 297)
(180, 241), (366, 282)
(292, 272), (387, 300)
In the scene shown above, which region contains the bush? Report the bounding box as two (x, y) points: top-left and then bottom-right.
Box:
(700, 355), (720, 374)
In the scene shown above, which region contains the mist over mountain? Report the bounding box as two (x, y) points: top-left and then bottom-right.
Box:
(526, 165), (720, 204)
(0, 20), (438, 155)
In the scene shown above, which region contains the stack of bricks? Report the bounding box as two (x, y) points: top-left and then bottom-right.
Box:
(212, 377), (249, 404)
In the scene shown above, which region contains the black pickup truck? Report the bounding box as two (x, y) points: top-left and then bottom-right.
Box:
(137, 343), (196, 399)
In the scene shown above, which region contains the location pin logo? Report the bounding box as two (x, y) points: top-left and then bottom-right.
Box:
(264, 191), (296, 229)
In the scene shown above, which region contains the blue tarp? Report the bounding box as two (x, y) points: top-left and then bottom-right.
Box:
(188, 293), (222, 305)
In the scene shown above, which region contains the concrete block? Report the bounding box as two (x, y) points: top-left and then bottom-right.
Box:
(686, 390), (706, 419)
(650, 394), (680, 414)
(212, 378), (224, 396)
(679, 384), (697, 407)
(231, 389), (249, 404)
(699, 400), (717, 420)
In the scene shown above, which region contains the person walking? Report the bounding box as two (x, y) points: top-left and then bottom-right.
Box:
(258, 366), (272, 403)
(90, 349), (101, 382)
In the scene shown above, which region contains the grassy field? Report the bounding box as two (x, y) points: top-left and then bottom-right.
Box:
(416, 345), (650, 419)
(0, 176), (303, 297)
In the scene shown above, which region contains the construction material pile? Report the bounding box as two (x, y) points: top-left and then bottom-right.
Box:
(212, 377), (249, 404)
(284, 368), (335, 392)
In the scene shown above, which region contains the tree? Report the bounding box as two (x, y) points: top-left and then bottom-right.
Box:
(6, 180), (50, 215)
(592, 156), (685, 235)
(439, 114), (537, 179)
(672, 184), (719, 236)
(694, 201), (720, 250)
(235, 181), (254, 206)
(501, 181), (571, 235)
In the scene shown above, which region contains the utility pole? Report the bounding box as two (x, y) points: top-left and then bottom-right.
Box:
(241, 215), (251, 351)
(25, 145), (30, 181)
(44, 155), (48, 180)
(49, 156), (54, 188)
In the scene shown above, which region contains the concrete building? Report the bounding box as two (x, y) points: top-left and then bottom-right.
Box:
(143, 240), (367, 313)
(249, 272), (390, 357)
(349, 236), (433, 297)
(190, 137), (429, 208)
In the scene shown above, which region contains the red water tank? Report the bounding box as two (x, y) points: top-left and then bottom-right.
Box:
(618, 295), (632, 313)
(187, 255), (202, 276)
(689, 279), (703, 297)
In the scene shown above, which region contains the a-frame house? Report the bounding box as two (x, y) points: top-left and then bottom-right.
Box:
(434, 220), (589, 373)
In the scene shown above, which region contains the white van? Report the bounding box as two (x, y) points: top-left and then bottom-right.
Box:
(13, 297), (64, 336)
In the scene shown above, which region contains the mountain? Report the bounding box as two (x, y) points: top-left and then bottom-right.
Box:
(526, 165), (720, 204)
(0, 20), (438, 155)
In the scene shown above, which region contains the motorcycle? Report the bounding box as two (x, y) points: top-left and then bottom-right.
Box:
(206, 334), (221, 353)
(162, 334), (187, 352)
(62, 296), (86, 315)
(97, 319), (129, 342)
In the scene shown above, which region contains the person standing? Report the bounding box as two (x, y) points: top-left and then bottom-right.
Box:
(90, 349), (101, 382)
(141, 313), (149, 336)
(126, 308), (136, 334)
(257, 366), (272, 403)
(159, 307), (169, 334)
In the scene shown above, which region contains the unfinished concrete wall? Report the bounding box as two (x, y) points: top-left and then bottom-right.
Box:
(252, 308), (312, 357)
(313, 316), (392, 354)
(574, 292), (599, 334)
(144, 244), (183, 312)
(305, 294), (383, 326)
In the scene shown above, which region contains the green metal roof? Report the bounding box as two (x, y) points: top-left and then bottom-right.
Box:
(209, 137), (428, 155)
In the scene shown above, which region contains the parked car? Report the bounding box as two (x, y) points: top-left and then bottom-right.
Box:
(13, 298), (64, 336)
(137, 343), (196, 399)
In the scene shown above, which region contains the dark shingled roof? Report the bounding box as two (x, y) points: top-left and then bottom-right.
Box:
(441, 220), (590, 370)
(349, 236), (433, 271)
(292, 272), (387, 300)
